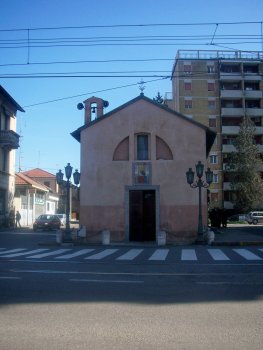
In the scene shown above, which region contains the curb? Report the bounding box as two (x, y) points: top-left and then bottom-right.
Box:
(213, 241), (263, 246)
(38, 240), (263, 248)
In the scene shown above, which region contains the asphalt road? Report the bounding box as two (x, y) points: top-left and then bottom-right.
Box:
(0, 231), (263, 350)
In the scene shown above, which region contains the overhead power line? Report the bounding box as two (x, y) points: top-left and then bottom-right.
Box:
(0, 21), (262, 32)
(22, 77), (168, 108)
(0, 58), (174, 67)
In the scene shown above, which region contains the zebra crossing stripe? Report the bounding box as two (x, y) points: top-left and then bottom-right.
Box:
(148, 249), (169, 261)
(181, 249), (197, 261)
(207, 249), (230, 261)
(85, 249), (119, 260)
(233, 249), (262, 260)
(117, 249), (143, 260)
(0, 248), (26, 256)
(55, 249), (95, 259)
(26, 249), (72, 259)
(0, 248), (49, 258)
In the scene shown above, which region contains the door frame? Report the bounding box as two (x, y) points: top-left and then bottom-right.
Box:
(124, 185), (160, 242)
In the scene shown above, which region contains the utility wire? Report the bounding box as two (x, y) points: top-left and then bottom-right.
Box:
(0, 41), (261, 49)
(22, 77), (168, 107)
(2, 70), (263, 79)
(210, 24), (219, 45)
(0, 34), (261, 43)
(0, 58), (174, 67)
(0, 21), (262, 32)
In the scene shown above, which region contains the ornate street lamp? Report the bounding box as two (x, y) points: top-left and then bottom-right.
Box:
(186, 161), (213, 242)
(56, 163), (80, 241)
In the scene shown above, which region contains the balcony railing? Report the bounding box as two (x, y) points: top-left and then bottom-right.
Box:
(220, 90), (243, 98)
(243, 90), (263, 98)
(0, 130), (20, 149)
(221, 108), (244, 116)
(176, 50), (263, 60)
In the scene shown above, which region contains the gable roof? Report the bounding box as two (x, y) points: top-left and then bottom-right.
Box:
(22, 168), (56, 178)
(0, 85), (25, 113)
(71, 94), (216, 155)
(15, 173), (49, 192)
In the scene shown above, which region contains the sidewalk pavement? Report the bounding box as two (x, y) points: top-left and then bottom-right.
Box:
(1, 224), (263, 246)
(212, 224), (263, 246)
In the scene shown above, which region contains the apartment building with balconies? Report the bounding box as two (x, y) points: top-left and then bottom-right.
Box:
(167, 50), (263, 210)
(0, 85), (24, 226)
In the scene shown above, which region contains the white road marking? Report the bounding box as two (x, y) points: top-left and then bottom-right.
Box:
(26, 249), (72, 259)
(116, 249), (143, 260)
(181, 249), (197, 260)
(70, 279), (144, 283)
(207, 249), (230, 261)
(55, 249), (95, 259)
(148, 249), (169, 261)
(233, 249), (262, 260)
(0, 248), (26, 255)
(0, 276), (21, 280)
(196, 281), (263, 285)
(85, 249), (119, 260)
(0, 248), (49, 258)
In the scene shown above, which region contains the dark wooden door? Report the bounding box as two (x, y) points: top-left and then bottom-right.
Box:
(129, 190), (156, 241)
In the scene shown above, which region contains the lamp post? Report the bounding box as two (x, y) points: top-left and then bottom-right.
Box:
(56, 163), (80, 241)
(186, 161), (213, 242)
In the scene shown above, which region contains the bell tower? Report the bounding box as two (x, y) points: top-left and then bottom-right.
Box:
(77, 96), (109, 124)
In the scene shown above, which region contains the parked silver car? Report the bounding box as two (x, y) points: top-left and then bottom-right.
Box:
(246, 211), (263, 225)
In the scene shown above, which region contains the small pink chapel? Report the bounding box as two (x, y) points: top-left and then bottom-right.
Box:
(71, 94), (215, 244)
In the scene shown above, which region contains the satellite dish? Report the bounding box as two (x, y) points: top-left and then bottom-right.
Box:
(103, 100), (109, 108)
(77, 103), (84, 110)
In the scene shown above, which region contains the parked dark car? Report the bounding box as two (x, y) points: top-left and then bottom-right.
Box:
(33, 214), (61, 231)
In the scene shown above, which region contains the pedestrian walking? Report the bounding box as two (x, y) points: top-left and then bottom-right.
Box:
(15, 210), (21, 228)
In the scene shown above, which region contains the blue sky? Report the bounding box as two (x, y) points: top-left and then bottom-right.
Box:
(1, 0), (263, 175)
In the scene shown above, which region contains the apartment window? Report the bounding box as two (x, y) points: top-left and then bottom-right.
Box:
(183, 64), (192, 74)
(222, 136), (236, 145)
(245, 100), (260, 108)
(211, 192), (219, 203)
(207, 65), (215, 73)
(137, 134), (149, 160)
(208, 82), (215, 91)
(213, 174), (219, 183)
(209, 117), (217, 127)
(210, 154), (217, 164)
(184, 81), (192, 91)
(251, 117), (261, 126)
(35, 193), (45, 205)
(184, 99), (192, 109)
(224, 191), (237, 202)
(208, 100), (216, 109)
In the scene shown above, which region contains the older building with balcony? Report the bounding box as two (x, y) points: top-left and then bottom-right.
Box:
(0, 85), (24, 226)
(167, 50), (263, 211)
